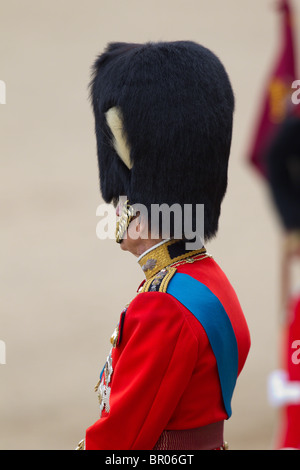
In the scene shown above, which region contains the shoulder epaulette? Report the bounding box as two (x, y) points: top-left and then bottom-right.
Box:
(140, 267), (177, 293)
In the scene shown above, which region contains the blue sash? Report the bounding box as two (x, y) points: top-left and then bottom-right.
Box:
(167, 273), (239, 418)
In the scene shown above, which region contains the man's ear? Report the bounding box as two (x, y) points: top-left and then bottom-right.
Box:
(126, 212), (142, 241)
(136, 212), (151, 240)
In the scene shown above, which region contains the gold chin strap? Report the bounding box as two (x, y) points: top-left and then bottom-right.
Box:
(115, 200), (135, 243)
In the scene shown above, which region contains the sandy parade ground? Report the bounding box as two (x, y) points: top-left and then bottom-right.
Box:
(1, 0), (300, 450)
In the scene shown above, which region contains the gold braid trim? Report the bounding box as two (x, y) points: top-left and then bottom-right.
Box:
(159, 267), (177, 293)
(138, 239), (206, 280)
(140, 266), (177, 294)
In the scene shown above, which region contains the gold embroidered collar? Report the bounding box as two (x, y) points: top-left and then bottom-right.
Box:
(138, 239), (206, 280)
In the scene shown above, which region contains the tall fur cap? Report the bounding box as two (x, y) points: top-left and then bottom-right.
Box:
(267, 115), (300, 230)
(90, 41), (235, 240)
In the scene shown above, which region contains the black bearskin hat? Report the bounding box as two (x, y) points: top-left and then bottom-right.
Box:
(90, 41), (235, 241)
(267, 115), (300, 231)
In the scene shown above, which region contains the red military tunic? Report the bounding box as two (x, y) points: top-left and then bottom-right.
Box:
(83, 240), (250, 450)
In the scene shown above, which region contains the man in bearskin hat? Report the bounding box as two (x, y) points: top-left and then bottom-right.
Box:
(76, 41), (251, 450)
(267, 111), (300, 449)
